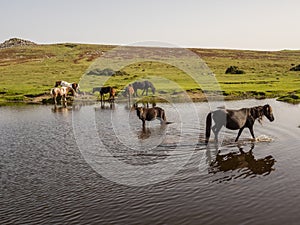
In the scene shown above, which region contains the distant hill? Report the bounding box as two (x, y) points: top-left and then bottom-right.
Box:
(0, 38), (37, 48)
(0, 39), (300, 103)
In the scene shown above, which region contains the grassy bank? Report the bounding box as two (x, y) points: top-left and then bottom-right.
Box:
(0, 42), (300, 104)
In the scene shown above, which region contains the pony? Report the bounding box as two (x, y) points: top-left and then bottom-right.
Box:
(123, 84), (135, 97)
(123, 84), (135, 108)
(136, 106), (172, 129)
(132, 80), (156, 97)
(55, 80), (80, 93)
(205, 104), (274, 143)
(92, 86), (116, 103)
(50, 86), (75, 106)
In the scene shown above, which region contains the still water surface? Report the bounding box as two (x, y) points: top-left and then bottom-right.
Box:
(1, 99), (300, 224)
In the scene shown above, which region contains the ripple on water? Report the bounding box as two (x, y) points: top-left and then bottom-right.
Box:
(1, 100), (300, 224)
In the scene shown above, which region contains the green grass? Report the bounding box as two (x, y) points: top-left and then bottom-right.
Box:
(0, 43), (300, 103)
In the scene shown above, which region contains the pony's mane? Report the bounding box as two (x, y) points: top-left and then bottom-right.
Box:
(250, 106), (264, 124)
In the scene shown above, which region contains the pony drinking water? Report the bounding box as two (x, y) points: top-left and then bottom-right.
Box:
(50, 86), (76, 106)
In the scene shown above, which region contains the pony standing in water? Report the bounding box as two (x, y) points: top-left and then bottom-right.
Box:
(205, 104), (274, 143)
(123, 84), (135, 108)
(92, 86), (116, 104)
(136, 106), (172, 129)
(50, 86), (76, 106)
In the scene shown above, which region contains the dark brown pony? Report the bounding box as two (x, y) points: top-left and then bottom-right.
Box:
(92, 86), (116, 103)
(205, 104), (274, 143)
(136, 106), (172, 129)
(132, 80), (156, 97)
(50, 86), (75, 106)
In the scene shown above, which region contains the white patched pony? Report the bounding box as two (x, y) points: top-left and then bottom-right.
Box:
(55, 80), (80, 93)
(50, 86), (75, 106)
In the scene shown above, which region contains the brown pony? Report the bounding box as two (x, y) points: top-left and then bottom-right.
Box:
(136, 106), (172, 129)
(205, 104), (274, 143)
(123, 84), (135, 108)
(92, 86), (116, 103)
(124, 84), (135, 97)
(50, 86), (75, 106)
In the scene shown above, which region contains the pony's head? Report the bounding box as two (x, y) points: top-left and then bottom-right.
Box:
(263, 104), (275, 122)
(55, 80), (62, 87)
(71, 83), (79, 92)
(135, 107), (144, 119)
(110, 87), (116, 99)
(151, 86), (156, 95)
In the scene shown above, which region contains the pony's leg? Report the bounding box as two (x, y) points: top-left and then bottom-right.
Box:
(235, 127), (245, 142)
(141, 88), (145, 96)
(248, 126), (255, 139)
(157, 117), (164, 125)
(63, 95), (67, 107)
(142, 120), (146, 129)
(212, 125), (222, 142)
(128, 94), (131, 108)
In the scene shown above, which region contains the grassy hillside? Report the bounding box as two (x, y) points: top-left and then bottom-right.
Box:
(0, 42), (300, 103)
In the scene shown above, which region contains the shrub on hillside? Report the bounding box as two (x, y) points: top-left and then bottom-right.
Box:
(225, 66), (245, 74)
(290, 64), (300, 71)
(87, 68), (128, 76)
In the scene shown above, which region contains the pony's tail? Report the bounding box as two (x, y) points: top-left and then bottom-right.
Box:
(205, 112), (212, 144)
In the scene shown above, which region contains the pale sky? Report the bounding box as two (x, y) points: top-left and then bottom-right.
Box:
(1, 0), (299, 50)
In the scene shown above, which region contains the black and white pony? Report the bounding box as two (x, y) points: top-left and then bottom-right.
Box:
(55, 80), (80, 93)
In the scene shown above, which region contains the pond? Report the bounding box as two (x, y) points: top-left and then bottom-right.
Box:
(1, 99), (300, 224)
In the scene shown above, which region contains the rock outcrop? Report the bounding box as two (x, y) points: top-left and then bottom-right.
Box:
(0, 38), (37, 48)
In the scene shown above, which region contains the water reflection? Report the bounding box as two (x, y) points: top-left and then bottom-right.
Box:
(138, 127), (152, 139)
(51, 104), (82, 113)
(51, 105), (73, 113)
(207, 143), (276, 182)
(138, 125), (167, 140)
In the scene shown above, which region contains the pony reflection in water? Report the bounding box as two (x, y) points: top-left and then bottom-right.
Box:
(209, 144), (276, 182)
(205, 104), (275, 143)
